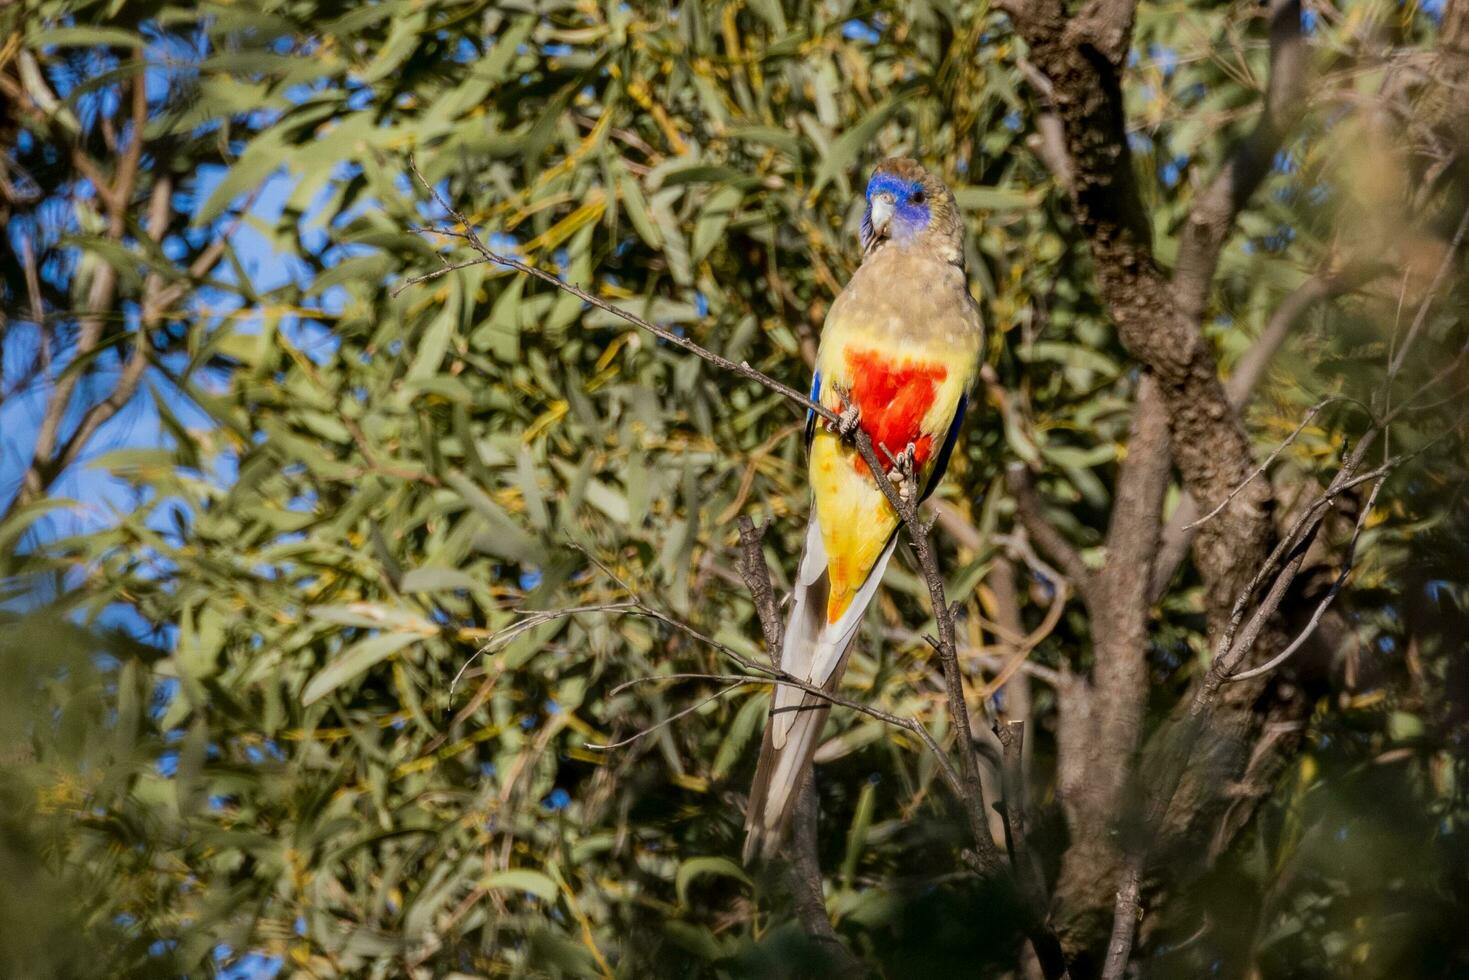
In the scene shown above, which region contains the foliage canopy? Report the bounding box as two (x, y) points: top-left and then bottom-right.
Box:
(2, 0), (1468, 977)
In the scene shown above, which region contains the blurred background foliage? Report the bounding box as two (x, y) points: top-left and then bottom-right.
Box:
(1, 0), (1467, 976)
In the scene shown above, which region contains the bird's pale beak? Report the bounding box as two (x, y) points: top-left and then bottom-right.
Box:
(869, 192), (895, 237)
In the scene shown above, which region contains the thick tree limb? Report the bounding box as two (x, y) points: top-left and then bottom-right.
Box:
(1150, 261), (1390, 599)
(1100, 194), (1469, 970)
(1005, 463), (1096, 605)
(1050, 376), (1170, 954)
(734, 518), (866, 970)
(1005, 0), (1277, 637)
(998, 2), (1325, 962)
(784, 779), (867, 976)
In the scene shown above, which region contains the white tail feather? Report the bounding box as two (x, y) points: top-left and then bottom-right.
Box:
(744, 512), (896, 861)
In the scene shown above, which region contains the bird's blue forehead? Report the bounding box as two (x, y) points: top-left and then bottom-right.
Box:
(865, 173), (931, 226)
(866, 173), (919, 201)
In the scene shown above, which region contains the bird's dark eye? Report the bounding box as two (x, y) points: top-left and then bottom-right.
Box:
(911, 190), (926, 204)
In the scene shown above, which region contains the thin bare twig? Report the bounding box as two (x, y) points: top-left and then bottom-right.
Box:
(879, 627), (1066, 688)
(1005, 463), (1096, 603)
(995, 721), (1072, 979)
(978, 577), (1069, 699)
(607, 672), (756, 696)
(1226, 466), (1386, 682)
(1387, 204), (1469, 380)
(1183, 396), (1358, 531)
(735, 516), (784, 662)
(450, 601), (639, 698)
(585, 681), (744, 750)
(466, 567), (976, 808)
(402, 157), (830, 427)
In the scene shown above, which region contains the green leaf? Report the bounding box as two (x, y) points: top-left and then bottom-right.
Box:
(841, 781), (877, 887)
(813, 719), (884, 763)
(711, 691), (767, 780)
(812, 92), (910, 195)
(471, 275), (525, 360)
(408, 281), (459, 380)
(0, 498), (77, 554)
(196, 149), (283, 227)
(399, 567), (480, 593)
(481, 16), (536, 82)
(360, 10), (426, 83)
(729, 125), (801, 158)
(675, 856), (751, 907)
(302, 632), (423, 705)
(483, 869), (559, 902)
(649, 188), (693, 285)
(514, 447), (550, 531)
(1020, 341), (1121, 377)
(1388, 711), (1425, 741)
(953, 186), (1034, 211)
(405, 856), (475, 939)
(445, 470), (543, 563)
(31, 26), (142, 48)
(691, 185), (742, 264)
(175, 717), (210, 815)
(308, 604), (436, 632)
(618, 168), (663, 249)
(660, 920), (728, 960)
(551, 460), (628, 524)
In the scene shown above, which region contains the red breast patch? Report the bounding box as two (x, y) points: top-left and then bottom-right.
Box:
(838, 349), (946, 476)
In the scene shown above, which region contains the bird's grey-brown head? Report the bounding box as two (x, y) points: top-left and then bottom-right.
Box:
(860, 157), (964, 264)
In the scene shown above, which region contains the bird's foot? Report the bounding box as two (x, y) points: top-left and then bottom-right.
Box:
(883, 442), (919, 503)
(825, 384), (862, 440)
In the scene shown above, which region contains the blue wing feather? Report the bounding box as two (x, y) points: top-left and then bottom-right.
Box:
(804, 370), (821, 447)
(921, 393), (967, 502)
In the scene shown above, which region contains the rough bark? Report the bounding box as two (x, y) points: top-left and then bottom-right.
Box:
(784, 779), (867, 976)
(1003, 0), (1285, 639)
(1049, 378), (1171, 955)
(996, 0), (1317, 960)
